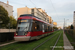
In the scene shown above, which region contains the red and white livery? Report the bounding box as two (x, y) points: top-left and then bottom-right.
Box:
(14, 14), (53, 41)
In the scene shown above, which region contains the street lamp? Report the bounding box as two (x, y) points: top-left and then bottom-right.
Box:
(64, 18), (69, 29)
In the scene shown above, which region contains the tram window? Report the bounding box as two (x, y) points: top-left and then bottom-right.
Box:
(48, 26), (50, 31)
(40, 22), (42, 31)
(44, 24), (45, 32)
(32, 21), (37, 31)
(37, 25), (40, 31)
(49, 26), (51, 31)
(32, 20), (41, 31)
(50, 27), (52, 31)
(48, 25), (49, 31)
(42, 23), (44, 32)
(47, 25), (48, 32)
(50, 26), (52, 31)
(35, 27), (37, 29)
(46, 24), (48, 32)
(36, 21), (41, 31)
(44, 24), (47, 32)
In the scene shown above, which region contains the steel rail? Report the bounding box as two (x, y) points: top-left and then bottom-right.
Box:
(52, 33), (62, 50)
(33, 31), (60, 50)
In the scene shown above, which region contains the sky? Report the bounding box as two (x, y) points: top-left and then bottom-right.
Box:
(0, 0), (75, 28)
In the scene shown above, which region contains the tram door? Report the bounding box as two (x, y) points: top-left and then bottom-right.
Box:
(42, 24), (44, 32)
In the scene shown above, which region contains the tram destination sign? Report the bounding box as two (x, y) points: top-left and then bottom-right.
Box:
(19, 20), (28, 22)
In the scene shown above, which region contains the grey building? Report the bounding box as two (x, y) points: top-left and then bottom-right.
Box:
(73, 11), (75, 29)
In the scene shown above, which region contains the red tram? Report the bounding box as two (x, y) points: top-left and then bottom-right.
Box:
(14, 14), (53, 41)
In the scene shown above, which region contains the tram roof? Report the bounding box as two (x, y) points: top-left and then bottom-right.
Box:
(18, 14), (53, 26)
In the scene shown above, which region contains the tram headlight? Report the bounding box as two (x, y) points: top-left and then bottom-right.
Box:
(25, 32), (28, 35)
(25, 33), (27, 35)
(16, 34), (18, 35)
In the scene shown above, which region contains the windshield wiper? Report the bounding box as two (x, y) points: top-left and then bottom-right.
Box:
(22, 27), (28, 31)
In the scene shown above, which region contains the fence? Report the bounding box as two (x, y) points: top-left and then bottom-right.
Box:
(0, 29), (16, 42)
(65, 29), (75, 38)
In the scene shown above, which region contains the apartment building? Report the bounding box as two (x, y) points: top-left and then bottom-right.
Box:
(17, 6), (52, 23)
(0, 1), (13, 16)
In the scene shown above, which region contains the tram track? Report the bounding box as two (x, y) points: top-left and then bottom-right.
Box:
(52, 33), (62, 50)
(0, 31), (62, 50)
(33, 31), (61, 50)
(12, 31), (60, 50)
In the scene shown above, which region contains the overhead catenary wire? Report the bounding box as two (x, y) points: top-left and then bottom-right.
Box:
(1, 0), (31, 7)
(29, 0), (37, 7)
(50, 0), (58, 17)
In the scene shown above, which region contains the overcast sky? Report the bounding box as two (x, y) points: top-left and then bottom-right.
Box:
(1, 0), (75, 28)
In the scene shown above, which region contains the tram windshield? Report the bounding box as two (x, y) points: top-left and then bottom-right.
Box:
(17, 19), (30, 32)
(16, 19), (32, 35)
(17, 23), (29, 31)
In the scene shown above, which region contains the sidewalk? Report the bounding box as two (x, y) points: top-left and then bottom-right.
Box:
(63, 32), (74, 50)
(0, 41), (18, 47)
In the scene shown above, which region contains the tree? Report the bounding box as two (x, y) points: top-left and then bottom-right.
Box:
(66, 26), (71, 29)
(9, 16), (17, 29)
(53, 27), (58, 30)
(0, 6), (9, 28)
(70, 25), (73, 29)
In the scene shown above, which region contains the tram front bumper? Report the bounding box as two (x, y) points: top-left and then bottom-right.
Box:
(14, 36), (31, 41)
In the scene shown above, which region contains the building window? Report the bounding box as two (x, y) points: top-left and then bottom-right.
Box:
(31, 20), (41, 31)
(31, 13), (34, 15)
(31, 9), (34, 13)
(31, 9), (34, 15)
